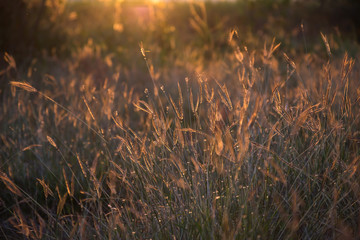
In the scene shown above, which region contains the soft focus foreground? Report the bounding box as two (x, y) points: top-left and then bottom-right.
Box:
(1, 0), (360, 239)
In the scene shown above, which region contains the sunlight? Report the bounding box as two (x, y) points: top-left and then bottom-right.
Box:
(3, 0), (360, 239)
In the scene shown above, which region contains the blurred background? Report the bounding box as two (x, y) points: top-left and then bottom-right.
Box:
(1, 0), (359, 59)
(1, 0), (360, 95)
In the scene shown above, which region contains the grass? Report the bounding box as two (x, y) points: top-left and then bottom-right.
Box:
(1, 1), (360, 239)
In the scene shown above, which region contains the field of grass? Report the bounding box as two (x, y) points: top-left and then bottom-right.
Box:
(1, 0), (360, 239)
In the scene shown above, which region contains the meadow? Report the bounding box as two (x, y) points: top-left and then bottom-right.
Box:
(1, 0), (360, 239)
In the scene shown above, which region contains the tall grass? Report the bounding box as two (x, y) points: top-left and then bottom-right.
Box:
(1, 2), (360, 240)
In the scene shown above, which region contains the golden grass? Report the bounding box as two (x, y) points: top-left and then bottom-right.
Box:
(1, 2), (360, 239)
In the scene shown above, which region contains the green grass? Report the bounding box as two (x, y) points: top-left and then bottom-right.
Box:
(1, 1), (360, 239)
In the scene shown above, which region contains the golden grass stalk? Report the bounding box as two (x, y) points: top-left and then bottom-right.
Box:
(320, 32), (332, 58)
(0, 171), (23, 197)
(169, 95), (183, 120)
(46, 135), (57, 149)
(76, 154), (87, 177)
(282, 53), (296, 69)
(10, 81), (37, 93)
(36, 178), (54, 199)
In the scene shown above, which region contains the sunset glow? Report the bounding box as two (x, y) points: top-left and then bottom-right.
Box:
(2, 0), (360, 239)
